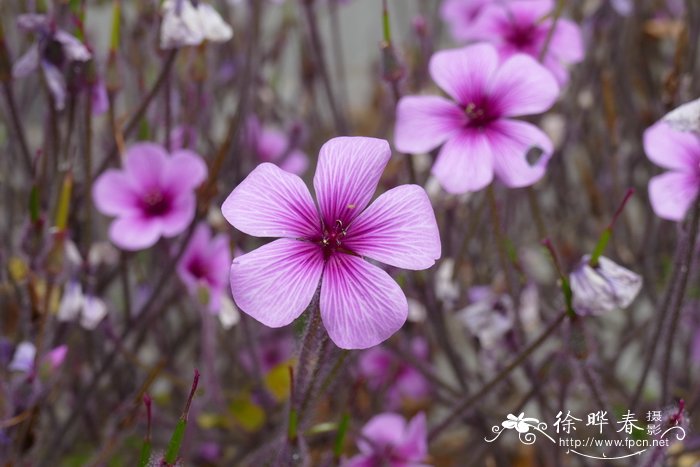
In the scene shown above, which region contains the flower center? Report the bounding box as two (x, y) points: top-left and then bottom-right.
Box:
(320, 219), (347, 259)
(141, 191), (171, 217)
(464, 101), (497, 128)
(186, 256), (208, 280)
(505, 24), (540, 51)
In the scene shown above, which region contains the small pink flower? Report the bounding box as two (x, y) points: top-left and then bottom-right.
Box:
(222, 137), (441, 349)
(344, 412), (429, 467)
(358, 337), (430, 409)
(466, 0), (584, 84)
(177, 223), (232, 312)
(440, 0), (492, 42)
(246, 117), (309, 176)
(92, 143), (208, 250)
(395, 43), (559, 194)
(643, 122), (700, 221)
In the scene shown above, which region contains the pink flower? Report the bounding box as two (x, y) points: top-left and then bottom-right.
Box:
(246, 117), (309, 175)
(643, 122), (700, 221)
(440, 0), (492, 42)
(344, 412), (429, 467)
(358, 337), (430, 409)
(395, 43), (559, 194)
(467, 0), (584, 84)
(177, 223), (231, 312)
(222, 137), (441, 349)
(92, 143), (207, 250)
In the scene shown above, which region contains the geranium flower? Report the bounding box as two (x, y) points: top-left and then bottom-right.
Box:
(467, 0), (584, 84)
(160, 0), (233, 49)
(245, 117), (309, 175)
(643, 121), (700, 221)
(92, 143), (207, 251)
(439, 0), (492, 42)
(343, 412), (429, 467)
(177, 223), (231, 312)
(569, 255), (642, 316)
(222, 137), (441, 349)
(358, 337), (430, 409)
(12, 14), (92, 110)
(395, 43), (558, 194)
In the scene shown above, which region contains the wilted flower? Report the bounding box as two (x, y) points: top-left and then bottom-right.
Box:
(245, 117), (309, 176)
(643, 121), (700, 221)
(222, 137), (441, 349)
(58, 282), (109, 330)
(344, 412), (429, 467)
(177, 223), (231, 312)
(569, 255), (642, 316)
(395, 43), (559, 194)
(457, 287), (514, 349)
(92, 143), (207, 250)
(358, 337), (430, 409)
(9, 341), (36, 373)
(467, 0), (584, 84)
(12, 14), (92, 110)
(161, 0), (233, 49)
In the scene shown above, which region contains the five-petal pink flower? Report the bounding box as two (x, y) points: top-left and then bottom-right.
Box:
(643, 122), (700, 221)
(92, 143), (208, 250)
(452, 0), (584, 85)
(177, 222), (232, 312)
(221, 137), (441, 349)
(395, 43), (559, 194)
(343, 412), (429, 467)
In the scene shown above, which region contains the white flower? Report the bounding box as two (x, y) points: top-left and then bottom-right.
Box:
(57, 282), (108, 330)
(9, 341), (36, 373)
(218, 296), (240, 329)
(160, 0), (233, 49)
(81, 296), (108, 330)
(569, 255), (642, 316)
(662, 97), (700, 133)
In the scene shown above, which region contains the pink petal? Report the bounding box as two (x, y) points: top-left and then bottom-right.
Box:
(279, 149), (309, 175)
(313, 137), (391, 227)
(429, 44), (498, 105)
(396, 412), (428, 461)
(489, 120), (553, 188)
(320, 254), (407, 349)
(508, 0), (555, 24)
(230, 239), (324, 327)
(358, 413), (407, 454)
(92, 170), (140, 216)
(109, 216), (163, 250)
(394, 96), (465, 154)
(649, 171), (699, 222)
(124, 143), (169, 191)
(644, 122), (700, 172)
(549, 19), (584, 63)
(432, 130), (494, 194)
(165, 149), (208, 190)
(178, 223), (210, 290)
(344, 185), (441, 270)
(160, 194), (196, 237)
(440, 0), (490, 42)
(222, 163), (320, 238)
(490, 54), (559, 117)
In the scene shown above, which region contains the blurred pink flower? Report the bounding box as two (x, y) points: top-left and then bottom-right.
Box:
(240, 332), (295, 373)
(246, 117), (309, 175)
(92, 143), (207, 250)
(222, 137), (441, 349)
(358, 337), (430, 409)
(177, 223), (231, 312)
(395, 43), (558, 194)
(466, 0), (584, 84)
(344, 412), (429, 467)
(643, 122), (700, 221)
(440, 0), (492, 42)
(12, 14), (92, 110)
